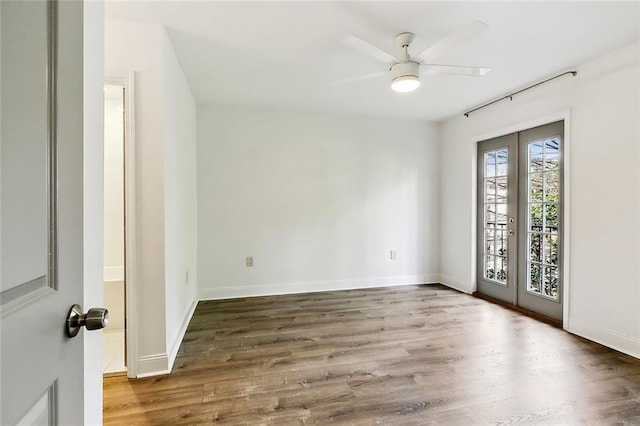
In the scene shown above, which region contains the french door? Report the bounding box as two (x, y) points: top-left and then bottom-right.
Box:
(477, 121), (563, 321)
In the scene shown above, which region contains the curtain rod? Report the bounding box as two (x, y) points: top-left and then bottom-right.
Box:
(463, 70), (577, 118)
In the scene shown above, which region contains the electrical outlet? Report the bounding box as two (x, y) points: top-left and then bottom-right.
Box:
(246, 256), (253, 267)
(390, 250), (396, 260)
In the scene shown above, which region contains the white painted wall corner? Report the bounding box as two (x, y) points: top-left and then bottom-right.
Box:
(438, 274), (473, 294)
(167, 300), (198, 369)
(568, 319), (640, 360)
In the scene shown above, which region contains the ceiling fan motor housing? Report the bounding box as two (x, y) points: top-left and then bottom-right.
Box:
(391, 61), (420, 81)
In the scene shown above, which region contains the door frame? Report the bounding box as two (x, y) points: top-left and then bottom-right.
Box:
(105, 72), (139, 378)
(82, 2), (105, 423)
(468, 110), (572, 330)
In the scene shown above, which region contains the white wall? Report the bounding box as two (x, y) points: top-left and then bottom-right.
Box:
(198, 106), (439, 299)
(106, 20), (167, 374)
(106, 19), (198, 376)
(162, 31), (198, 366)
(438, 42), (640, 358)
(103, 93), (124, 282)
(104, 280), (125, 330)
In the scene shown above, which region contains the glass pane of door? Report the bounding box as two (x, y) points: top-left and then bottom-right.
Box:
(483, 149), (508, 285)
(526, 138), (560, 299)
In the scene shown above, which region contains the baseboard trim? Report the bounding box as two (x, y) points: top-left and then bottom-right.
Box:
(199, 275), (438, 300)
(438, 275), (472, 294)
(167, 300), (198, 370)
(136, 353), (169, 378)
(135, 300), (198, 378)
(137, 369), (171, 379)
(567, 318), (640, 359)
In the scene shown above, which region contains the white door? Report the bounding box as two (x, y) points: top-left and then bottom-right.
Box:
(1, 1), (100, 424)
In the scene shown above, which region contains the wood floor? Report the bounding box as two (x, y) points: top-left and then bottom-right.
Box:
(104, 284), (640, 425)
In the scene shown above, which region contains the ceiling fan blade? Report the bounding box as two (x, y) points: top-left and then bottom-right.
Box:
(415, 20), (489, 63)
(342, 35), (400, 66)
(330, 71), (387, 87)
(421, 64), (490, 77)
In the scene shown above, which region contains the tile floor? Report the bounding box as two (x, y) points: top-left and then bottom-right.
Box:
(103, 329), (126, 374)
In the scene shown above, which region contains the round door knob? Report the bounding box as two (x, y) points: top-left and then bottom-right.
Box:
(66, 304), (109, 337)
(84, 307), (109, 330)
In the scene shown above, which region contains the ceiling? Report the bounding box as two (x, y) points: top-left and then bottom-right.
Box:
(105, 1), (640, 122)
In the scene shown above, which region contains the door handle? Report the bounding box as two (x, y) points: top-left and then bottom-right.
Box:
(66, 304), (109, 337)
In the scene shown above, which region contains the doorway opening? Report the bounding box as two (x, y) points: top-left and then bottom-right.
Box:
(476, 120), (564, 322)
(103, 83), (127, 375)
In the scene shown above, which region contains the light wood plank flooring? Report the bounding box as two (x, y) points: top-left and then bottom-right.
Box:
(104, 284), (640, 425)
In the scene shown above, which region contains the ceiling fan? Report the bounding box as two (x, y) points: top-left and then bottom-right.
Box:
(340, 20), (491, 93)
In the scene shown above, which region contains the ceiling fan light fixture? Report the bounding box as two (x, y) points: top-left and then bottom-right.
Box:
(390, 61), (420, 93)
(391, 75), (420, 92)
